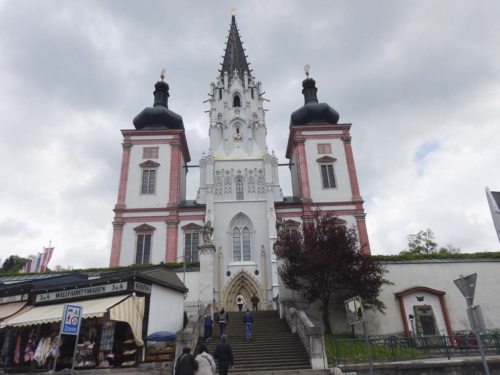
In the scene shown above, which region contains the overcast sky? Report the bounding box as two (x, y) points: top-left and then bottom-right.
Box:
(1, 0), (499, 269)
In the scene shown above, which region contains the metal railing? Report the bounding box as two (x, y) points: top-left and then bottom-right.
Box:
(328, 332), (500, 365)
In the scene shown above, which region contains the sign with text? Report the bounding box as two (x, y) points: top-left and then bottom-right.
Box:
(35, 282), (128, 303)
(345, 296), (364, 325)
(134, 281), (151, 294)
(61, 304), (82, 335)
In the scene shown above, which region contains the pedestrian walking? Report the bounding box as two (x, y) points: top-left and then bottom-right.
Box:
(175, 347), (198, 375)
(195, 345), (216, 375)
(243, 309), (253, 341)
(203, 314), (213, 342)
(216, 308), (229, 337)
(250, 293), (259, 311)
(235, 292), (246, 311)
(213, 334), (234, 375)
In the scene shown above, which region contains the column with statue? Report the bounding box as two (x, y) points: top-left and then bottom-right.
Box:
(198, 220), (216, 307)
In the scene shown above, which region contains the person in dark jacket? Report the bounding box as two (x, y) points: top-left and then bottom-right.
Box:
(216, 308), (229, 337)
(243, 309), (254, 341)
(175, 347), (198, 375)
(213, 334), (234, 375)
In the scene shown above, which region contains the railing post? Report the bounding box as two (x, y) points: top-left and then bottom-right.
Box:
(443, 334), (450, 359)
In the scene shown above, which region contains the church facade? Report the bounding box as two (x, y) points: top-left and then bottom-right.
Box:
(109, 15), (370, 311)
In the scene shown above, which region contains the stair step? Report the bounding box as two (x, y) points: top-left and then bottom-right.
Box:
(196, 310), (312, 373)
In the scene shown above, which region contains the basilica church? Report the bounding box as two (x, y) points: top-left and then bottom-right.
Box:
(108, 14), (370, 312)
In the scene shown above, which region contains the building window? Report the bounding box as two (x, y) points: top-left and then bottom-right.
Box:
(236, 179), (244, 200)
(232, 227), (251, 261)
(251, 88), (254, 99)
(143, 147), (159, 159)
(141, 169), (156, 194)
(184, 232), (199, 262)
(317, 143), (332, 154)
(136, 234), (151, 264)
(219, 89), (222, 100)
(233, 95), (241, 107)
(321, 164), (336, 188)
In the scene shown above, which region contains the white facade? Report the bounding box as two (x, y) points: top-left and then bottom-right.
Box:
(148, 283), (186, 334)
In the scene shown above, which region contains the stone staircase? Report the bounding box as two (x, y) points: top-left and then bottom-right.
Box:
(196, 310), (327, 374)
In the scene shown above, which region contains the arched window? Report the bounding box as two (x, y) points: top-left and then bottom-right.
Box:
(236, 178), (244, 200)
(233, 227), (251, 261)
(230, 213), (253, 262)
(233, 95), (241, 107)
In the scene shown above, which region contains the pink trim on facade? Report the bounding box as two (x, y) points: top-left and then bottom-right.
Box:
(168, 142), (182, 206)
(109, 221), (124, 267)
(342, 135), (361, 199)
(116, 142), (132, 207)
(355, 214), (371, 254)
(166, 219), (179, 262)
(295, 137), (311, 200)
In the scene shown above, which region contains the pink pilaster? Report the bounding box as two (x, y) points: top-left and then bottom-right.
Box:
(165, 218), (179, 262)
(355, 213), (371, 255)
(342, 135), (361, 200)
(295, 136), (311, 200)
(168, 141), (182, 206)
(109, 221), (124, 266)
(116, 141), (132, 209)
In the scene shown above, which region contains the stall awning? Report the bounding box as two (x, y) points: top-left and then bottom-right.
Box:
(0, 295), (129, 328)
(0, 302), (27, 320)
(110, 295), (145, 346)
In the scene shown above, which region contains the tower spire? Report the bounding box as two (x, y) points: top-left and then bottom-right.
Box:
(220, 13), (250, 81)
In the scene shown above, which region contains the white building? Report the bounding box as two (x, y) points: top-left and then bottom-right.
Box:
(109, 15), (370, 312)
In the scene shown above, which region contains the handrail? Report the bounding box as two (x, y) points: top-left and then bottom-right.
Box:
(280, 300), (327, 370)
(174, 303), (211, 366)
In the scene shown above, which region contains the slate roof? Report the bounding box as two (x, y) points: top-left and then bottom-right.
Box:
(220, 15), (250, 81)
(491, 191), (500, 210)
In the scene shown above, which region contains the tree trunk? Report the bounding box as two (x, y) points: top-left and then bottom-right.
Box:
(322, 299), (332, 334)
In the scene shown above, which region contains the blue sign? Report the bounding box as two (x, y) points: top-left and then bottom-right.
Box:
(61, 304), (82, 335)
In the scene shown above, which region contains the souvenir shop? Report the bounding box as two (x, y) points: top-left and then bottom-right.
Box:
(0, 266), (187, 372)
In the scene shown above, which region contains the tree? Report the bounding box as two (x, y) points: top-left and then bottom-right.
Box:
(401, 229), (461, 255)
(273, 213), (386, 333)
(1, 255), (28, 273)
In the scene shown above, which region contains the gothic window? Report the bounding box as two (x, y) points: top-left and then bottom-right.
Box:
(219, 89), (222, 100)
(143, 147), (159, 159)
(230, 213), (253, 262)
(236, 178), (244, 200)
(317, 156), (337, 189)
(134, 224), (155, 265)
(184, 232), (199, 262)
(140, 160), (160, 195)
(233, 94), (241, 107)
(251, 88), (254, 99)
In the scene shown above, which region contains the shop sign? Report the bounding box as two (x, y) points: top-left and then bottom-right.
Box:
(0, 294), (27, 304)
(61, 304), (82, 335)
(134, 281), (151, 294)
(35, 281), (128, 303)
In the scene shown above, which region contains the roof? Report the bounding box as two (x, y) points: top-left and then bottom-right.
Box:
(220, 15), (250, 81)
(492, 191), (500, 210)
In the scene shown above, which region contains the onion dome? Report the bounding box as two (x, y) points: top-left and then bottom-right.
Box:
(290, 73), (339, 127)
(133, 74), (184, 130)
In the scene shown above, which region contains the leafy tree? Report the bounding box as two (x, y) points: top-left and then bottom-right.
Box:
(1, 255), (29, 273)
(273, 213), (386, 333)
(401, 229), (460, 255)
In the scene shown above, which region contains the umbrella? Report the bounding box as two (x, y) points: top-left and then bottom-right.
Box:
(146, 331), (176, 341)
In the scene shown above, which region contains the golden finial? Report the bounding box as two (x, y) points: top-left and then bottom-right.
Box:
(304, 64), (310, 77)
(231, 8), (236, 17)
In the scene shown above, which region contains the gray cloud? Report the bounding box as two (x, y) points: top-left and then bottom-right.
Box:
(0, 0), (499, 269)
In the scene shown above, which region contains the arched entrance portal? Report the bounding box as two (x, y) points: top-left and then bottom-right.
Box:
(222, 270), (265, 311)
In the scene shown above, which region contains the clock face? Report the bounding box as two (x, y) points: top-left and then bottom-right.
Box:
(233, 133), (242, 141)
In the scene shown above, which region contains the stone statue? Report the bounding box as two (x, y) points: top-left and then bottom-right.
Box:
(276, 217), (285, 236)
(203, 220), (214, 245)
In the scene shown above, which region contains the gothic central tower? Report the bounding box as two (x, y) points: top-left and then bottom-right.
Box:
(196, 15), (283, 308)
